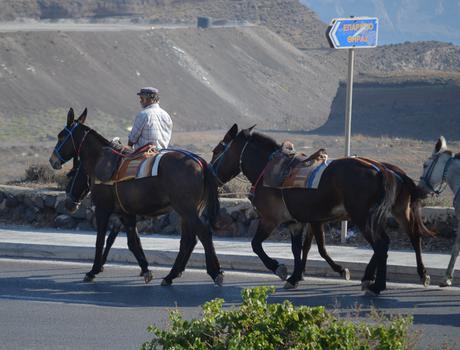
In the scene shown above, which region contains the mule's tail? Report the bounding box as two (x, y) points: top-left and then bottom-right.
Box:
(368, 167), (398, 240)
(202, 162), (220, 228)
(400, 173), (435, 237)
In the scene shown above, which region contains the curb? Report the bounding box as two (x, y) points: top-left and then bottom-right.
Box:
(0, 241), (453, 287)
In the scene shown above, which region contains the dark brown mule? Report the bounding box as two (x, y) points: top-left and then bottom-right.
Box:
(64, 157), (122, 274)
(211, 124), (432, 295)
(49, 108), (223, 286)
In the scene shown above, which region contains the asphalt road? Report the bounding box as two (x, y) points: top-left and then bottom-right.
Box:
(1, 258), (459, 349)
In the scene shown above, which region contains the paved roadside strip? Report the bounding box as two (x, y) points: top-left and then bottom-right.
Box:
(0, 226), (457, 287)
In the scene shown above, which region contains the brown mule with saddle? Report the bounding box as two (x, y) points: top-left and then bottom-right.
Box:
(49, 108), (223, 286)
(211, 124), (432, 295)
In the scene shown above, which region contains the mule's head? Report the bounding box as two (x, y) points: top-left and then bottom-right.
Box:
(418, 136), (453, 195)
(210, 124), (254, 185)
(64, 158), (90, 214)
(49, 108), (87, 170)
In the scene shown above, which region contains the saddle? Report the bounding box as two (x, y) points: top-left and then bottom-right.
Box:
(263, 147), (328, 188)
(94, 142), (158, 182)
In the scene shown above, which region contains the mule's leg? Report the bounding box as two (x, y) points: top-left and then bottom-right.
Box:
(355, 221), (378, 290)
(361, 254), (377, 290)
(85, 208), (111, 282)
(313, 223), (350, 280)
(285, 231), (303, 289)
(194, 217), (223, 285)
(393, 205), (430, 287)
(441, 219), (460, 287)
(163, 215), (222, 286)
(365, 232), (390, 296)
(301, 224), (314, 279)
(161, 222), (197, 286)
(101, 228), (120, 271)
(122, 215), (152, 284)
(251, 219), (287, 280)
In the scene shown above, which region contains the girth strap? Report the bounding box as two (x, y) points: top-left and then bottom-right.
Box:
(114, 181), (130, 214)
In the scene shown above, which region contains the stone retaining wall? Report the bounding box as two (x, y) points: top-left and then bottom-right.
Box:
(0, 185), (456, 239)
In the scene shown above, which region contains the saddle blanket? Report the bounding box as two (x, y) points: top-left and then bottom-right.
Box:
(95, 151), (170, 185)
(281, 160), (329, 189)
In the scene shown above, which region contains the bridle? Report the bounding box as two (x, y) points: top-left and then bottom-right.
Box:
(210, 135), (274, 199)
(210, 138), (249, 186)
(420, 152), (454, 195)
(53, 122), (90, 164)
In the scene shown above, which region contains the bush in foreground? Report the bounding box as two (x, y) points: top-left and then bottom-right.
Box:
(141, 286), (413, 350)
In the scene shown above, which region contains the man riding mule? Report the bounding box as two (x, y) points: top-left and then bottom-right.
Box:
(211, 124), (433, 295)
(129, 87), (172, 151)
(49, 108), (223, 286)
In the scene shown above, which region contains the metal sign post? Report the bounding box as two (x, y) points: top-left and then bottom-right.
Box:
(326, 17), (378, 243)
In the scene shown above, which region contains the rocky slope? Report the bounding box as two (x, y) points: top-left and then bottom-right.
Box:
(0, 25), (338, 135)
(1, 0), (459, 75)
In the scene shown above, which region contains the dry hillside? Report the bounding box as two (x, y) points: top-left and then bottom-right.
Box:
(0, 0), (459, 184)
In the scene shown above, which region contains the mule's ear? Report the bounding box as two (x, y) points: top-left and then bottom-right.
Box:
(67, 108), (75, 127)
(224, 123), (238, 141)
(247, 124), (256, 133)
(78, 108), (87, 124)
(242, 124), (256, 138)
(434, 136), (447, 154)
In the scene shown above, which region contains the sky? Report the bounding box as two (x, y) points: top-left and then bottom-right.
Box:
(301, 0), (460, 45)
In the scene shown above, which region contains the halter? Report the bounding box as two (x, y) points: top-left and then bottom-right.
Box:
(210, 139), (248, 186)
(53, 123), (90, 164)
(420, 153), (454, 195)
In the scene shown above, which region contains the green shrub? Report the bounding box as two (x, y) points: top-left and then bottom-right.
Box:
(141, 286), (413, 350)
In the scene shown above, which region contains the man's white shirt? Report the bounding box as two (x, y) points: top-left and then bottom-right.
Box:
(128, 103), (172, 150)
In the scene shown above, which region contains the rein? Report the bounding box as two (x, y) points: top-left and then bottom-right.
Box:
(421, 154), (454, 195)
(67, 164), (90, 204)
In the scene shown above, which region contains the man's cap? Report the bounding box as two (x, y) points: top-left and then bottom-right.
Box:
(137, 87), (159, 96)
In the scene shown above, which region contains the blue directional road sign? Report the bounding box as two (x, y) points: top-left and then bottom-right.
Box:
(327, 17), (378, 49)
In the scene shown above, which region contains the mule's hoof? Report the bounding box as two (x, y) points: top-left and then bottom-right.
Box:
(83, 273), (95, 282)
(342, 268), (351, 281)
(363, 288), (379, 297)
(161, 278), (172, 287)
(177, 272), (182, 278)
(439, 278), (452, 288)
(275, 264), (288, 281)
(143, 270), (153, 284)
(100, 266), (104, 273)
(422, 274), (431, 287)
(214, 273), (224, 286)
(283, 281), (298, 289)
(361, 280), (372, 291)
(363, 283), (381, 296)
